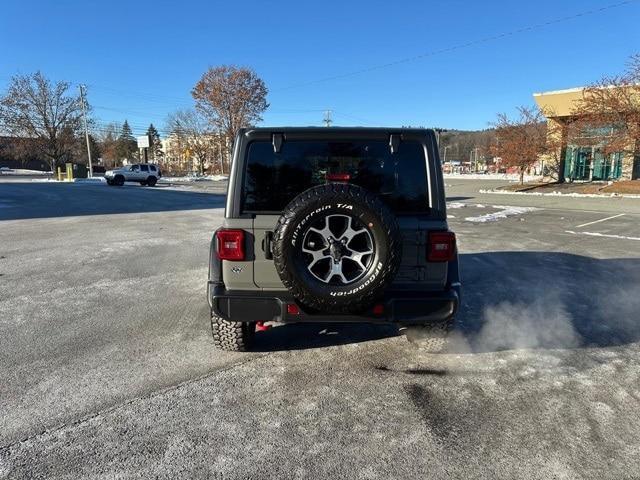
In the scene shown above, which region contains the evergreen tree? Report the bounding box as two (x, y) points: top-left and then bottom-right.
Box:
(86, 134), (101, 163)
(116, 120), (137, 161)
(146, 123), (163, 161)
(120, 120), (136, 144)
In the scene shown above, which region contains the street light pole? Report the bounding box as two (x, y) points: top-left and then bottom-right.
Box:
(78, 84), (93, 178)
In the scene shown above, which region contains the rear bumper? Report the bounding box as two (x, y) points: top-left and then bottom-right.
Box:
(208, 283), (460, 325)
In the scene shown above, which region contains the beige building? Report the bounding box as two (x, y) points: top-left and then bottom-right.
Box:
(161, 133), (230, 175)
(534, 87), (639, 181)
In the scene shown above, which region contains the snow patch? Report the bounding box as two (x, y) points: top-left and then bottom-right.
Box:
(0, 168), (53, 176)
(465, 205), (539, 223)
(447, 202), (467, 209)
(480, 189), (640, 199)
(444, 173), (542, 182)
(160, 174), (228, 183)
(73, 177), (106, 184)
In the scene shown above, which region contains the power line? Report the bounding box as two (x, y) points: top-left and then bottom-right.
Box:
(85, 82), (193, 105)
(273, 0), (639, 92)
(2, 1), (636, 107)
(332, 111), (379, 126)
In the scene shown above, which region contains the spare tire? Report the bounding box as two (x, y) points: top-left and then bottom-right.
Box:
(272, 183), (401, 313)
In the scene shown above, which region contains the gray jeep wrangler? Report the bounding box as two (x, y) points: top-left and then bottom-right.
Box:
(207, 127), (460, 351)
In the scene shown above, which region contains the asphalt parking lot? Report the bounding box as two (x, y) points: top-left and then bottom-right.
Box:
(1, 178), (640, 479)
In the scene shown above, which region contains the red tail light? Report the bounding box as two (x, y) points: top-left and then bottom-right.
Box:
(326, 173), (351, 182)
(216, 229), (245, 260)
(428, 231), (456, 262)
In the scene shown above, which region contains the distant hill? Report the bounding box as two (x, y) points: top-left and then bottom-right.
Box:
(437, 128), (496, 163)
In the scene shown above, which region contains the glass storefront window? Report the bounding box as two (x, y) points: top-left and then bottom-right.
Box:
(564, 146), (622, 181)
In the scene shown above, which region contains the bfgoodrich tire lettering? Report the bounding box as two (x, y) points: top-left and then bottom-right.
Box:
(272, 183), (401, 313)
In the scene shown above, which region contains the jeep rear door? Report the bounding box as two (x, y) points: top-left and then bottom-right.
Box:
(236, 130), (448, 291)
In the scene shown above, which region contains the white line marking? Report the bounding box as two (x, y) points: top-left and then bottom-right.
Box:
(565, 230), (640, 241)
(575, 213), (625, 229)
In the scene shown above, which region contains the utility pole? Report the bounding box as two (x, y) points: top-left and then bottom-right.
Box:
(78, 84), (93, 177)
(471, 147), (480, 173)
(323, 110), (333, 127)
(433, 128), (447, 147)
(443, 145), (450, 172)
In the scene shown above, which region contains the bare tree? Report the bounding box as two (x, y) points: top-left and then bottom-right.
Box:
(0, 72), (83, 172)
(191, 65), (268, 157)
(96, 122), (121, 168)
(166, 109), (216, 175)
(490, 106), (549, 184)
(540, 115), (565, 181)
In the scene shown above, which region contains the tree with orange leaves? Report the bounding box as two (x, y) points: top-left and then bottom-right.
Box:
(490, 106), (550, 184)
(192, 66), (269, 159)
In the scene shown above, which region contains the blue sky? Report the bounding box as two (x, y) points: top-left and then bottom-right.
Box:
(1, 0), (638, 136)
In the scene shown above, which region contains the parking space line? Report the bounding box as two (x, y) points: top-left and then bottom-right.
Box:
(565, 230), (640, 241)
(575, 213), (625, 229)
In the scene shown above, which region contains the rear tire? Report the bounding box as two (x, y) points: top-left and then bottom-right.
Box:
(211, 314), (255, 351)
(147, 176), (157, 187)
(403, 319), (454, 353)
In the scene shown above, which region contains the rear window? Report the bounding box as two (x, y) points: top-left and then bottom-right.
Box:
(242, 140), (429, 213)
(149, 165), (156, 171)
(141, 165), (149, 172)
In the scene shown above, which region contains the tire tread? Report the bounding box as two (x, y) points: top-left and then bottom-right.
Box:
(211, 314), (254, 351)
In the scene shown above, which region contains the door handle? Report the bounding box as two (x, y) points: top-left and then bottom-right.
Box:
(262, 231), (274, 260)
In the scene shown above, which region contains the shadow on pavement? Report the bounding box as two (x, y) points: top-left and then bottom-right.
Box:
(251, 251), (640, 352)
(252, 322), (399, 352)
(446, 196), (473, 202)
(0, 182), (225, 220)
(458, 252), (640, 352)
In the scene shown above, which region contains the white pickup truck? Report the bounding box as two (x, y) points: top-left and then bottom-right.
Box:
(105, 163), (162, 186)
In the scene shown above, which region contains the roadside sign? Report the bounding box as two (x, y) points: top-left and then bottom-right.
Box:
(137, 135), (150, 148)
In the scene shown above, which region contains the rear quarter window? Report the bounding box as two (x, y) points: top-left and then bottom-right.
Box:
(242, 140), (429, 213)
